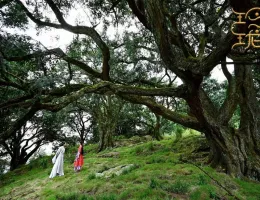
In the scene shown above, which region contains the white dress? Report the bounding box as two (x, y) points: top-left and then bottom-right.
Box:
(49, 146), (65, 178)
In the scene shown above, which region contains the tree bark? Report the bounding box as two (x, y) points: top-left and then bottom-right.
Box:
(205, 124), (260, 180)
(96, 96), (118, 152)
(98, 128), (114, 152)
(233, 64), (260, 180)
(185, 64), (260, 180)
(10, 146), (27, 171)
(9, 131), (42, 171)
(152, 114), (163, 141)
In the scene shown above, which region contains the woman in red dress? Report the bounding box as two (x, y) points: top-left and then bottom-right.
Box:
(74, 143), (84, 172)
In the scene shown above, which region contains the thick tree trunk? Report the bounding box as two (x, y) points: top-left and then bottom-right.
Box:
(10, 148), (27, 171)
(80, 131), (85, 145)
(186, 65), (260, 180)
(232, 64), (260, 180)
(9, 137), (41, 171)
(98, 128), (114, 152)
(206, 126), (260, 180)
(97, 121), (114, 152)
(10, 157), (27, 171)
(152, 115), (163, 140)
(10, 138), (21, 171)
(10, 155), (19, 171)
(96, 96), (121, 152)
(97, 119), (115, 152)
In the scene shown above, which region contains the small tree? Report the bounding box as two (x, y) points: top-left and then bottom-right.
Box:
(0, 111), (64, 170)
(67, 105), (91, 144)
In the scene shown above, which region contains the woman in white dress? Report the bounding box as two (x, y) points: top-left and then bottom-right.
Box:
(49, 144), (66, 178)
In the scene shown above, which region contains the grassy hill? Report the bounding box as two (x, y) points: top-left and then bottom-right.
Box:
(0, 134), (260, 200)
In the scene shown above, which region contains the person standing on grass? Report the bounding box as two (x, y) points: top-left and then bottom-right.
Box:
(49, 143), (67, 178)
(74, 142), (84, 172)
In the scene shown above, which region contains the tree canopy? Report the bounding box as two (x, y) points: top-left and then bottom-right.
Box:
(1, 0), (260, 180)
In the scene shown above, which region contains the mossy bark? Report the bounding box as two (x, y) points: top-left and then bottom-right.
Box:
(98, 128), (114, 152)
(152, 115), (163, 141)
(9, 142), (29, 171)
(96, 96), (121, 152)
(186, 64), (260, 180)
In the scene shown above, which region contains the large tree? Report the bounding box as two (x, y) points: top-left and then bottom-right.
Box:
(1, 0), (260, 180)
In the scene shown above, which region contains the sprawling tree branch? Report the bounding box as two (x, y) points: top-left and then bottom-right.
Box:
(24, 141), (42, 161)
(120, 94), (202, 131)
(1, 142), (12, 156)
(0, 79), (26, 91)
(110, 83), (188, 98)
(0, 80), (188, 112)
(3, 48), (102, 79)
(199, 32), (234, 75)
(126, 0), (151, 30)
(1, 105), (39, 142)
(144, 1), (188, 79)
(15, 0), (110, 80)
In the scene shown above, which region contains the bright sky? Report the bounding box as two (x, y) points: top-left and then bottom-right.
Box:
(212, 60), (234, 82)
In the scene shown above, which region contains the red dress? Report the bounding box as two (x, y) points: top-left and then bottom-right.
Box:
(74, 145), (84, 171)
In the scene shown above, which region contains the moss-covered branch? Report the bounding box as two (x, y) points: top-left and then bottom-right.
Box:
(120, 94), (202, 131)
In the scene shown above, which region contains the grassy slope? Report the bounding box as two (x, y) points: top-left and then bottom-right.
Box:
(0, 134), (260, 200)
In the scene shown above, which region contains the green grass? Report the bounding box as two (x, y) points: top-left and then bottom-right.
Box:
(0, 134), (260, 200)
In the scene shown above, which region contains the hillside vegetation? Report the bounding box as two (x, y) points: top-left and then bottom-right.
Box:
(0, 134), (260, 200)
